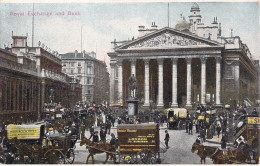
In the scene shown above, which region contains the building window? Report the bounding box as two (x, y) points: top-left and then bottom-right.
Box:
(87, 66), (93, 74)
(78, 62), (81, 66)
(78, 68), (81, 74)
(62, 63), (66, 67)
(87, 77), (93, 84)
(225, 65), (234, 79)
(71, 62), (74, 67)
(62, 69), (66, 73)
(71, 69), (74, 74)
(115, 67), (118, 78)
(77, 75), (81, 81)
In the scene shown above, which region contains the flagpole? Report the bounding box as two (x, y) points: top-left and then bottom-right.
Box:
(168, 2), (170, 27)
(32, 3), (34, 47)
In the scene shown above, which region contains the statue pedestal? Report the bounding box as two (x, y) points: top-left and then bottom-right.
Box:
(127, 98), (138, 116)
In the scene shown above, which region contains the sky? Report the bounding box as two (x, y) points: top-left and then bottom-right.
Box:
(0, 1), (259, 67)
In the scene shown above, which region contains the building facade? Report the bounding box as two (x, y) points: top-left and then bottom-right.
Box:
(60, 51), (109, 104)
(0, 35), (82, 125)
(108, 3), (259, 110)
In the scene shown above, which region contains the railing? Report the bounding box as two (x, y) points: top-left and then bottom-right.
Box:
(41, 69), (66, 82)
(41, 69), (82, 86)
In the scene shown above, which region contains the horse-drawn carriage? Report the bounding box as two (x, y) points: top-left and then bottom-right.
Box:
(192, 114), (259, 164)
(117, 124), (162, 164)
(166, 108), (187, 130)
(6, 123), (77, 164)
(233, 114), (260, 163)
(80, 123), (166, 164)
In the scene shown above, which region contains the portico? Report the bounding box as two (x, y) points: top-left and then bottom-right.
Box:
(108, 27), (223, 109)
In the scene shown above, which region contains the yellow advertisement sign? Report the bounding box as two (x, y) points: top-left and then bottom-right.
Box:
(206, 118), (210, 123)
(7, 124), (41, 139)
(248, 117), (260, 125)
(198, 116), (204, 120)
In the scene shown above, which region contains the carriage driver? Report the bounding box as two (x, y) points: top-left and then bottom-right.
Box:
(89, 131), (99, 143)
(195, 135), (202, 144)
(109, 133), (118, 148)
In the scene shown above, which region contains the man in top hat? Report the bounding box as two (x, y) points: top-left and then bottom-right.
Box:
(196, 135), (202, 144)
(164, 130), (170, 149)
(89, 131), (99, 143)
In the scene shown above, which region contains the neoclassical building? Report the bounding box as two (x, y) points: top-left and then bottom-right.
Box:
(108, 3), (259, 110)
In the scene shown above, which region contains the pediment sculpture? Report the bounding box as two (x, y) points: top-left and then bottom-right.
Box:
(128, 32), (208, 49)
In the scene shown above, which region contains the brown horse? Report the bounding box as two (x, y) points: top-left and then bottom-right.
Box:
(191, 143), (217, 164)
(80, 137), (116, 164)
(192, 142), (251, 164)
(211, 147), (251, 164)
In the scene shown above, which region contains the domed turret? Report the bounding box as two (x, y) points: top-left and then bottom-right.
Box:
(175, 16), (190, 32)
(189, 2), (202, 33)
(191, 2), (200, 11)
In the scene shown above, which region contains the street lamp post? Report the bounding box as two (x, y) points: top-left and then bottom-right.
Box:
(49, 88), (54, 105)
(85, 93), (88, 102)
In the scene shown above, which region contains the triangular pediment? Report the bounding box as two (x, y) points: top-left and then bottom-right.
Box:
(117, 27), (222, 50)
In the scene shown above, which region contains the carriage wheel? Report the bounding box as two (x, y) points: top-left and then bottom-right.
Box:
(66, 149), (75, 164)
(25, 156), (34, 164)
(45, 149), (65, 164)
(138, 149), (156, 164)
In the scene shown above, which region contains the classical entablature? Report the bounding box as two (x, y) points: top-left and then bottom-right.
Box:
(116, 27), (223, 51)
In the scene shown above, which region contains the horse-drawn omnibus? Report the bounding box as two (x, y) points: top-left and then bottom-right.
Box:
(6, 123), (77, 164)
(80, 123), (166, 164)
(166, 108), (188, 129)
(234, 114), (260, 163)
(117, 123), (164, 164)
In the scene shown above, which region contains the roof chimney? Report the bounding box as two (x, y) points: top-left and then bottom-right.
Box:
(83, 50), (86, 57)
(75, 50), (78, 57)
(138, 25), (146, 37)
(138, 26), (145, 30)
(151, 21), (157, 30)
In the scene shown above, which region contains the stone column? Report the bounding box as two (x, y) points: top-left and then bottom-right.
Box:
(157, 59), (164, 107)
(8, 81), (11, 111)
(201, 57), (207, 105)
(130, 59), (136, 77)
(24, 82), (27, 111)
(31, 82), (33, 112)
(37, 83), (41, 121)
(16, 81), (19, 112)
(4, 79), (8, 111)
(13, 80), (17, 111)
(117, 60), (123, 105)
(21, 81), (24, 111)
(143, 59), (150, 107)
(186, 58), (192, 107)
(171, 58), (178, 107)
(41, 80), (45, 115)
(109, 62), (115, 105)
(215, 57), (222, 105)
(234, 61), (240, 102)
